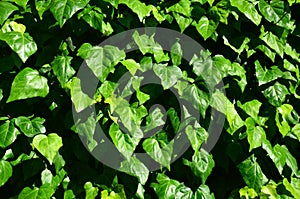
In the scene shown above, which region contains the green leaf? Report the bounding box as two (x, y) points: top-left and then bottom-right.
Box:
(0, 160), (12, 187)
(183, 149), (215, 184)
(151, 174), (181, 199)
(5, 0), (29, 9)
(77, 43), (125, 82)
(245, 117), (267, 151)
(18, 185), (55, 199)
(263, 82), (290, 107)
(237, 155), (268, 192)
(153, 64), (183, 90)
(84, 182), (98, 199)
(0, 22), (37, 63)
(172, 13), (193, 33)
(185, 123), (208, 152)
(259, 26), (284, 58)
(142, 138), (173, 170)
(35, 0), (52, 20)
(119, 0), (153, 22)
(194, 16), (219, 40)
(275, 104), (293, 137)
(255, 60), (295, 86)
(74, 113), (97, 151)
(230, 0), (262, 26)
(69, 77), (95, 113)
(283, 178), (300, 198)
(167, 0), (192, 17)
(50, 0), (90, 27)
(0, 120), (20, 148)
(109, 123), (139, 160)
(170, 40), (183, 66)
(237, 100), (267, 126)
(239, 186), (258, 199)
(0, 2), (18, 25)
(255, 45), (276, 62)
(51, 55), (76, 88)
(32, 133), (63, 165)
(211, 91), (244, 134)
(121, 59), (140, 75)
(15, 116), (46, 137)
(119, 156), (149, 185)
(194, 185), (215, 199)
(132, 31), (169, 63)
(143, 108), (165, 133)
(99, 81), (117, 99)
(258, 0), (295, 30)
(7, 67), (49, 102)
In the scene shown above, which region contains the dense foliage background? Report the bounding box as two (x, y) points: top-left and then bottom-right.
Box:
(1, 0), (300, 198)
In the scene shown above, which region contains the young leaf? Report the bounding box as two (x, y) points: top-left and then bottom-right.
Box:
(84, 182), (98, 199)
(283, 178), (300, 198)
(32, 133), (63, 165)
(0, 2), (18, 25)
(237, 155), (268, 192)
(194, 16), (219, 40)
(7, 68), (49, 103)
(0, 160), (12, 187)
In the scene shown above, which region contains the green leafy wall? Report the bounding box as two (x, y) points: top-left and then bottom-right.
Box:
(0, 0), (300, 198)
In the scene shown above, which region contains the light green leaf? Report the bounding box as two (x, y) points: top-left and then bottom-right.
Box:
(185, 123), (208, 152)
(0, 2), (18, 25)
(258, 0), (295, 30)
(15, 116), (46, 137)
(143, 108), (165, 133)
(77, 43), (125, 82)
(119, 156), (149, 185)
(259, 26), (284, 57)
(143, 138), (173, 170)
(50, 0), (90, 27)
(275, 104), (293, 137)
(194, 16), (219, 40)
(172, 13), (193, 33)
(211, 91), (244, 134)
(74, 113), (97, 151)
(69, 77), (95, 113)
(52, 55), (76, 88)
(153, 64), (183, 90)
(32, 133), (63, 165)
(35, 0), (52, 20)
(119, 0), (153, 22)
(84, 182), (98, 199)
(121, 59), (140, 75)
(0, 22), (37, 63)
(0, 120), (20, 148)
(7, 67), (49, 102)
(239, 187), (258, 199)
(255, 45), (276, 62)
(194, 185), (215, 199)
(283, 178), (300, 198)
(151, 174), (181, 199)
(230, 0), (262, 26)
(18, 185), (55, 199)
(0, 160), (12, 187)
(263, 82), (290, 107)
(170, 39), (183, 66)
(245, 117), (266, 151)
(237, 155), (268, 192)
(109, 123), (139, 160)
(99, 81), (117, 99)
(167, 0), (192, 17)
(5, 0), (29, 9)
(237, 100), (267, 126)
(183, 149), (214, 184)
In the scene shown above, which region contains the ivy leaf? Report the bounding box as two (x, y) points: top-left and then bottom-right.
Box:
(151, 174), (181, 199)
(84, 182), (98, 199)
(0, 120), (20, 148)
(172, 13), (193, 33)
(142, 138), (173, 170)
(153, 64), (183, 90)
(194, 16), (219, 40)
(0, 22), (37, 63)
(119, 0), (153, 22)
(245, 117), (267, 151)
(0, 2), (18, 25)
(230, 0), (262, 26)
(143, 108), (165, 133)
(237, 155), (268, 192)
(7, 67), (49, 103)
(119, 156), (149, 185)
(183, 149), (215, 184)
(194, 185), (215, 199)
(35, 0), (52, 20)
(170, 40), (183, 66)
(18, 185), (55, 199)
(32, 133), (63, 165)
(211, 91), (244, 134)
(5, 0), (29, 9)
(237, 100), (267, 126)
(167, 0), (192, 17)
(263, 82), (290, 107)
(259, 26), (284, 58)
(185, 123), (208, 152)
(77, 43), (125, 82)
(50, 0), (90, 27)
(258, 0), (295, 30)
(51, 55), (76, 88)
(275, 104), (293, 137)
(0, 160), (12, 187)
(15, 116), (46, 137)
(283, 178), (300, 198)
(109, 123), (139, 160)
(69, 77), (96, 113)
